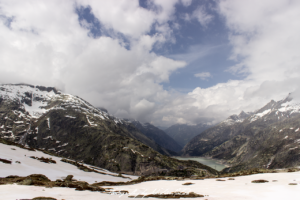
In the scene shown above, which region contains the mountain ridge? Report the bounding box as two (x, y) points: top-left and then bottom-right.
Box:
(182, 94), (300, 172)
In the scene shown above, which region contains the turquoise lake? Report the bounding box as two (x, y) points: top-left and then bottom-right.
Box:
(173, 156), (227, 171)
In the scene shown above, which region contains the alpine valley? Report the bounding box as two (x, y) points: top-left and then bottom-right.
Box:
(0, 84), (218, 177)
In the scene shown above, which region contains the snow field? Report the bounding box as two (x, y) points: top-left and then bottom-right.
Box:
(0, 143), (135, 184)
(105, 171), (300, 200)
(1, 171), (300, 200)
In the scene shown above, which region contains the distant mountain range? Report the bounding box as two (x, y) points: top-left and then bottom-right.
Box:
(0, 84), (217, 176)
(182, 94), (300, 172)
(165, 123), (212, 148)
(128, 120), (182, 154)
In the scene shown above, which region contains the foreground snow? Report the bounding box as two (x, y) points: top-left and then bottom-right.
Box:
(1, 139), (300, 199)
(1, 171), (300, 200)
(0, 143), (137, 183)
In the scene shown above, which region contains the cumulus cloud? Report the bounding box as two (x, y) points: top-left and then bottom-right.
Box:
(1, 0), (300, 128)
(0, 0), (185, 125)
(194, 72), (212, 80)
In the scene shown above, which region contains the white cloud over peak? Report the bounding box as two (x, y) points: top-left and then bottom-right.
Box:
(181, 0), (300, 124)
(153, 0), (300, 126)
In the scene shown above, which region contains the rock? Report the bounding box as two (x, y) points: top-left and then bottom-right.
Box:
(64, 175), (73, 182)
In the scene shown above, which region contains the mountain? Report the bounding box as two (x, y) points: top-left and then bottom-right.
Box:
(165, 123), (212, 147)
(129, 120), (182, 154)
(0, 84), (218, 176)
(182, 94), (300, 172)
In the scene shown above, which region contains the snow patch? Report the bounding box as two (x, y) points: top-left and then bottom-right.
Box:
(65, 115), (76, 119)
(250, 109), (271, 122)
(47, 118), (50, 129)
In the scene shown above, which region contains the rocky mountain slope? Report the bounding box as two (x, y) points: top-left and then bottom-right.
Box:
(165, 123), (211, 147)
(129, 120), (182, 153)
(182, 94), (300, 172)
(0, 84), (218, 176)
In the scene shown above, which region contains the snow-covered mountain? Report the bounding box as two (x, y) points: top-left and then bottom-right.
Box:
(0, 84), (217, 176)
(182, 94), (300, 172)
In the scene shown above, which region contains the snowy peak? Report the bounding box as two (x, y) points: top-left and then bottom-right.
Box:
(223, 111), (252, 125)
(0, 84), (121, 143)
(248, 93), (300, 123)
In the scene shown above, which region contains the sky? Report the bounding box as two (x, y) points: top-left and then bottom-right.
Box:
(0, 0), (300, 127)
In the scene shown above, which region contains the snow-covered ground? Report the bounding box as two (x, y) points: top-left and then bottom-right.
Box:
(1, 142), (300, 199)
(1, 171), (300, 200)
(108, 172), (300, 200)
(0, 143), (137, 183)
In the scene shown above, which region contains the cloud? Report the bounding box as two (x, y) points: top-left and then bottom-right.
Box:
(192, 5), (213, 27)
(181, 0), (192, 7)
(1, 0), (300, 128)
(194, 72), (212, 80)
(176, 0), (300, 125)
(0, 0), (185, 125)
(152, 0), (300, 126)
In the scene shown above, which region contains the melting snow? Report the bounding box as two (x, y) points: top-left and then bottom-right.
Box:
(47, 118), (50, 129)
(62, 143), (68, 147)
(43, 136), (53, 140)
(65, 115), (76, 119)
(250, 109), (271, 122)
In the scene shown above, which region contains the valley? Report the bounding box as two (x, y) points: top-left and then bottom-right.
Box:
(1, 84), (300, 200)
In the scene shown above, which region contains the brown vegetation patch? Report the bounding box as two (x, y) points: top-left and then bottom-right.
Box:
(251, 179), (269, 183)
(182, 182), (194, 185)
(220, 168), (278, 178)
(287, 168), (300, 172)
(228, 178), (235, 180)
(288, 183), (298, 185)
(92, 176), (187, 187)
(32, 197), (57, 200)
(128, 192), (204, 198)
(0, 158), (12, 164)
(0, 174), (106, 192)
(216, 179), (225, 181)
(30, 156), (56, 164)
